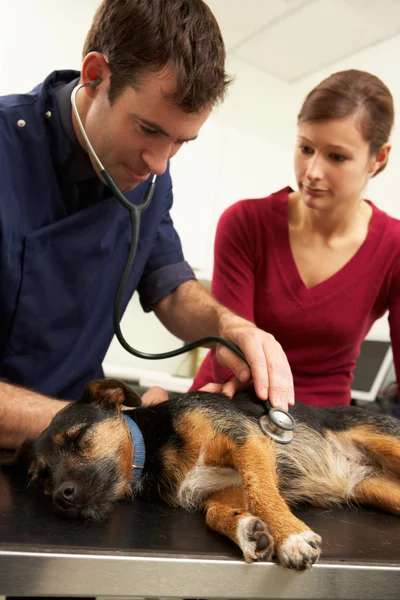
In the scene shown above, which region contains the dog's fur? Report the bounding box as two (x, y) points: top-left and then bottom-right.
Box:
(3, 379), (400, 570)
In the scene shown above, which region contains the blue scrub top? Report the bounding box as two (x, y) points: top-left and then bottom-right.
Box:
(0, 71), (195, 400)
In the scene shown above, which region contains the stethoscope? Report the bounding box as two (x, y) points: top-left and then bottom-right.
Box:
(71, 81), (295, 444)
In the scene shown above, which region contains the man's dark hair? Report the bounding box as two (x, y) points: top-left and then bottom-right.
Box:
(83, 0), (232, 112)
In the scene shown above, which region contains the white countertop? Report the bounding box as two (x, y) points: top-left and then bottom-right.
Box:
(103, 362), (194, 393)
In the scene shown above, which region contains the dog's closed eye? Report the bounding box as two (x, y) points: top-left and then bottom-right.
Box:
(53, 426), (87, 451)
(31, 465), (51, 486)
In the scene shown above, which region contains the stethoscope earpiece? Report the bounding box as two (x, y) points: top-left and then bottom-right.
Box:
(89, 78), (102, 90)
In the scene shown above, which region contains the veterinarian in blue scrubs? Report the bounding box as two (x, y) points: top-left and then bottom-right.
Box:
(0, 0), (294, 450)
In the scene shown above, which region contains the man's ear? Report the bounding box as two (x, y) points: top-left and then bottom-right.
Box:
(78, 379), (142, 410)
(0, 439), (36, 473)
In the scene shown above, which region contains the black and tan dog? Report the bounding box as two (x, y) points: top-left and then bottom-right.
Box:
(3, 379), (400, 569)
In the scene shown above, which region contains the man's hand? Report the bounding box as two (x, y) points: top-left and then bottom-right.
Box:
(217, 314), (294, 411)
(153, 280), (294, 410)
(141, 386), (169, 406)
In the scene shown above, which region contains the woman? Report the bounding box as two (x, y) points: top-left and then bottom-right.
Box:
(191, 69), (399, 407)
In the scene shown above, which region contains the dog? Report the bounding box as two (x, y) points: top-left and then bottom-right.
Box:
(2, 378), (400, 570)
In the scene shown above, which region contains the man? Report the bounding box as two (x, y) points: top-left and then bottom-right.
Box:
(0, 0), (294, 450)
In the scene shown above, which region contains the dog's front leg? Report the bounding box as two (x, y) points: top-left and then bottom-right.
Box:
(233, 435), (321, 569)
(204, 486), (275, 562)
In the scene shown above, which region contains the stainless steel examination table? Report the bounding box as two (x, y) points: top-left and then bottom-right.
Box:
(0, 453), (399, 600)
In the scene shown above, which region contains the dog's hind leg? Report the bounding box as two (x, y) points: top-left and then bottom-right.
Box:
(232, 435), (322, 569)
(204, 486), (275, 563)
(354, 475), (400, 515)
(346, 427), (400, 478)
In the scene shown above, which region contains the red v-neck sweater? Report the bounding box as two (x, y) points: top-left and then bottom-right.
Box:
(191, 187), (400, 406)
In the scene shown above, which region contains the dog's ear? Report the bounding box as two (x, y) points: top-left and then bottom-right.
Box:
(0, 439), (36, 474)
(78, 379), (142, 410)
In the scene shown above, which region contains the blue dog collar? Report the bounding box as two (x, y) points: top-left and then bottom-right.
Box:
(123, 414), (146, 487)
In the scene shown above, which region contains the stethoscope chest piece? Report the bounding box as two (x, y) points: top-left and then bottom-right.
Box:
(259, 407), (295, 444)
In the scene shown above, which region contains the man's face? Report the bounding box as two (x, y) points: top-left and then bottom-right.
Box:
(79, 67), (212, 192)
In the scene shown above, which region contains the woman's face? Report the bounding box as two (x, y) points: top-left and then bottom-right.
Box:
(294, 116), (384, 211)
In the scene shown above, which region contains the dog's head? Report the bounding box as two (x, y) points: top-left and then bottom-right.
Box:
(3, 380), (141, 520)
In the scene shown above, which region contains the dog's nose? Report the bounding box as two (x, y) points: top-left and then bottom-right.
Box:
(54, 481), (77, 508)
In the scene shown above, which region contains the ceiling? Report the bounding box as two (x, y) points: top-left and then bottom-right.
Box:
(206, 0), (400, 83)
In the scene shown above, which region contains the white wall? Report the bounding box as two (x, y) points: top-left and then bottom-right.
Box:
(0, 0), (97, 93)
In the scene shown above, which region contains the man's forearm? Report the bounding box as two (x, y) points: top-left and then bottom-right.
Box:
(154, 281), (294, 409)
(154, 280), (235, 343)
(0, 382), (68, 449)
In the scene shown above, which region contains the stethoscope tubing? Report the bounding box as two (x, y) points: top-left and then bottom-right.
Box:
(71, 82), (296, 440)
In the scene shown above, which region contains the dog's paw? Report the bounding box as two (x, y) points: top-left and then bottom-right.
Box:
(276, 529), (322, 570)
(236, 516), (274, 563)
